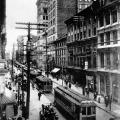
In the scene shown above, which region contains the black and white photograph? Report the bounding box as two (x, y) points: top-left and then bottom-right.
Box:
(0, 0), (120, 120)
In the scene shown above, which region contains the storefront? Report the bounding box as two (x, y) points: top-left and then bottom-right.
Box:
(111, 74), (120, 104)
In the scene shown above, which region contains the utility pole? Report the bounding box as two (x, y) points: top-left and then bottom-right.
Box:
(16, 22), (47, 119)
(12, 44), (15, 82)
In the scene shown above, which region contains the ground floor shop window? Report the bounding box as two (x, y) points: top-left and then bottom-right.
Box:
(100, 75), (105, 96)
(112, 83), (119, 103)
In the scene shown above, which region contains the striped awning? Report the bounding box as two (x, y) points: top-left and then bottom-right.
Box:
(0, 87), (17, 105)
(0, 94), (16, 105)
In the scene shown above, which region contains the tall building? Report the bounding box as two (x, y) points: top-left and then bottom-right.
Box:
(47, 0), (77, 57)
(77, 0), (92, 12)
(36, 0), (49, 70)
(0, 0), (6, 59)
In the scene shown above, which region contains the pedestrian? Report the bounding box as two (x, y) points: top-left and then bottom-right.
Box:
(105, 96), (109, 107)
(69, 83), (71, 88)
(94, 91), (97, 100)
(38, 91), (42, 100)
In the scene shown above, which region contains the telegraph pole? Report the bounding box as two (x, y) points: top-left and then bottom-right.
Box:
(16, 22), (47, 119)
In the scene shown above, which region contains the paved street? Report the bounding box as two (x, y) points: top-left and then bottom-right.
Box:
(29, 83), (66, 120)
(11, 68), (120, 120)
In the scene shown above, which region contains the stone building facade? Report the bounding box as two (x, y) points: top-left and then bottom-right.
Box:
(97, 0), (120, 103)
(47, 0), (77, 64)
(65, 1), (98, 93)
(65, 0), (120, 104)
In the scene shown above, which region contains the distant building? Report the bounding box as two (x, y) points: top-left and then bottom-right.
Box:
(0, 0), (6, 59)
(36, 0), (49, 70)
(77, 0), (92, 12)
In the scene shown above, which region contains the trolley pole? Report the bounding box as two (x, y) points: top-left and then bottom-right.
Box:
(26, 23), (31, 119)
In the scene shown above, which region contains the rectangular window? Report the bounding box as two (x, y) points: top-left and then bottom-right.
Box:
(88, 29), (91, 37)
(106, 52), (110, 68)
(43, 16), (45, 20)
(99, 15), (104, 27)
(106, 32), (110, 45)
(113, 30), (117, 44)
(105, 12), (110, 25)
(101, 52), (104, 68)
(93, 27), (96, 36)
(100, 33), (104, 46)
(112, 10), (117, 23)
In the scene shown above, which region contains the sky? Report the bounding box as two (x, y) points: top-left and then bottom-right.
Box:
(6, 0), (37, 52)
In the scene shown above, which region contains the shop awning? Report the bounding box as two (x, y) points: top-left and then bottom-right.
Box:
(51, 68), (60, 73)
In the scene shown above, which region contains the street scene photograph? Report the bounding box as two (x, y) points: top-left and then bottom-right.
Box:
(0, 0), (120, 120)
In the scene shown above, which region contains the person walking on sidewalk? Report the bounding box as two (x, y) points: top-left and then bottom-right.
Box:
(38, 91), (42, 100)
(105, 96), (109, 107)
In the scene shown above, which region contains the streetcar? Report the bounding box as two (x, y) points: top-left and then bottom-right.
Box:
(54, 86), (96, 120)
(36, 75), (53, 93)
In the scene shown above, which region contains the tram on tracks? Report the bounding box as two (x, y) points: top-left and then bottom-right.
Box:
(36, 75), (53, 93)
(54, 86), (96, 120)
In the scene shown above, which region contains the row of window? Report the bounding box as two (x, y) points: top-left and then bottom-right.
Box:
(68, 25), (96, 42)
(56, 49), (66, 56)
(47, 35), (55, 43)
(68, 55), (96, 68)
(56, 57), (66, 66)
(56, 42), (66, 47)
(48, 18), (56, 27)
(100, 51), (119, 69)
(99, 30), (118, 46)
(48, 9), (55, 20)
(68, 44), (96, 55)
(48, 1), (56, 12)
(99, 9), (117, 27)
(43, 15), (48, 20)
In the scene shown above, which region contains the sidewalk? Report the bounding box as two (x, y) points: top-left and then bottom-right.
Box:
(48, 74), (120, 119)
